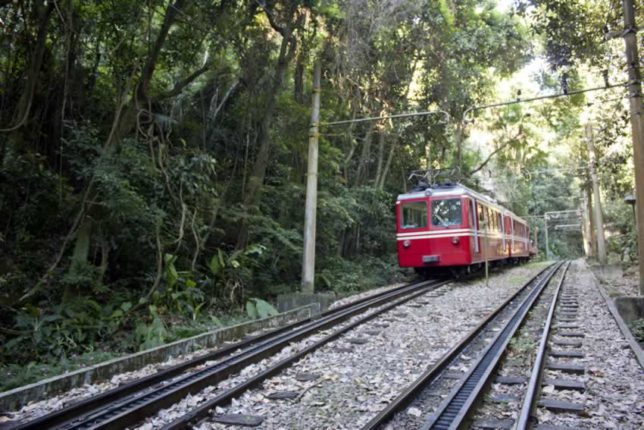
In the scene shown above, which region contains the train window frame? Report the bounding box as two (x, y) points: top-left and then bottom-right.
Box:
(430, 198), (463, 228)
(467, 199), (475, 228)
(400, 200), (428, 230)
(478, 202), (485, 226)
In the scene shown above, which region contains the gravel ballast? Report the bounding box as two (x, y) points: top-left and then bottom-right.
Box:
(534, 260), (644, 429)
(160, 263), (550, 429)
(11, 260), (641, 430)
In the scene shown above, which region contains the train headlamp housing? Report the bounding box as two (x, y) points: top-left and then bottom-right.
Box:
(403, 239), (411, 248)
(451, 236), (460, 245)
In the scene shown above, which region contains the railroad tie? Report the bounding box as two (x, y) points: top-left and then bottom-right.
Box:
(552, 338), (583, 347)
(549, 349), (584, 358)
(546, 362), (585, 375)
(211, 413), (265, 427)
(494, 375), (527, 385)
(266, 391), (300, 400)
(538, 398), (585, 414)
(555, 323), (580, 329)
(542, 378), (585, 392)
(534, 424), (586, 430)
(557, 331), (585, 338)
(489, 393), (521, 403)
(471, 418), (515, 429)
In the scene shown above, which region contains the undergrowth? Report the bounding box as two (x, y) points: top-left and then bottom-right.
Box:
(629, 318), (644, 344)
(0, 254), (401, 392)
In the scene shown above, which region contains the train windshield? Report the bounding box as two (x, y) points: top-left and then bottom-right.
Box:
(401, 201), (427, 229)
(431, 198), (462, 227)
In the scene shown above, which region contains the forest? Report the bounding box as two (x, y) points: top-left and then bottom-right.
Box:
(0, 0), (640, 388)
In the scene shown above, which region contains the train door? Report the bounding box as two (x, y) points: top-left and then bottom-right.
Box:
(469, 198), (479, 254)
(477, 202), (486, 259)
(500, 213), (506, 255)
(510, 219), (515, 257)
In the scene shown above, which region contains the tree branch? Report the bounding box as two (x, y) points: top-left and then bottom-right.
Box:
(467, 128), (523, 177)
(154, 60), (211, 101)
(138, 0), (187, 102)
(260, 2), (286, 37)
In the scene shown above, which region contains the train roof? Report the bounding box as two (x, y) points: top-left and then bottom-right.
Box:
(397, 183), (528, 225)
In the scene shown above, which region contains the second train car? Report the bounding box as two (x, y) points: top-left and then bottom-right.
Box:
(396, 182), (532, 275)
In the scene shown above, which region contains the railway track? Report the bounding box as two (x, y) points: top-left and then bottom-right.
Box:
(362, 261), (567, 429)
(10, 278), (449, 430)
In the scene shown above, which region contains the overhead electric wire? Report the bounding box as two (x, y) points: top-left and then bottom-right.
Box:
(322, 82), (628, 127)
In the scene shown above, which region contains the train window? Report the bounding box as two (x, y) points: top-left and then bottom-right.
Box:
(432, 199), (462, 227)
(401, 201), (427, 229)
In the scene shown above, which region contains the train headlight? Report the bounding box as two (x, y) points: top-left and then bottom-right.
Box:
(403, 240), (411, 248)
(451, 236), (460, 245)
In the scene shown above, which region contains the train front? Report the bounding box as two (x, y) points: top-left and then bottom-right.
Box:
(396, 189), (472, 271)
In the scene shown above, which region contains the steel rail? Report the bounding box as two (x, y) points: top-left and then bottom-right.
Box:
(421, 262), (565, 430)
(161, 280), (452, 430)
(10, 278), (441, 430)
(515, 261), (571, 429)
(361, 262), (557, 430)
(17, 279), (447, 430)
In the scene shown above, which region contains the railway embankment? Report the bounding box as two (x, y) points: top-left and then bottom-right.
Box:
(3, 260), (643, 429)
(0, 306), (314, 413)
(591, 262), (644, 356)
(538, 260), (643, 428)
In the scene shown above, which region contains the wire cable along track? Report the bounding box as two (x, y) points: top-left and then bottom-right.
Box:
(363, 262), (565, 430)
(11, 278), (448, 430)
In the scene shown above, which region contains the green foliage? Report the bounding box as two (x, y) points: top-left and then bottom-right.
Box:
(604, 201), (638, 263)
(0, 351), (117, 392)
(134, 306), (169, 351)
(519, 0), (609, 68)
(629, 319), (644, 344)
(2, 0), (616, 382)
(3, 295), (128, 362)
(245, 298), (279, 319)
(316, 255), (404, 295)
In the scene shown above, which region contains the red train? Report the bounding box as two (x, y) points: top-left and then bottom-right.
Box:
(396, 183), (533, 275)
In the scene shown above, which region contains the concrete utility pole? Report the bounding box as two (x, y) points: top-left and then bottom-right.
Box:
(582, 192), (594, 257)
(585, 124), (607, 265)
(544, 214), (550, 259)
(301, 63), (321, 294)
(622, 0), (644, 294)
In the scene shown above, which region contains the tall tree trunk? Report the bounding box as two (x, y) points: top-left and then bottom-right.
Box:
(586, 184), (596, 256)
(374, 129), (385, 187)
(454, 121), (465, 174)
(109, 0), (189, 146)
(294, 55), (305, 104)
(3, 3), (54, 137)
(354, 124), (374, 187)
(236, 8), (301, 249)
(378, 135), (397, 190)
